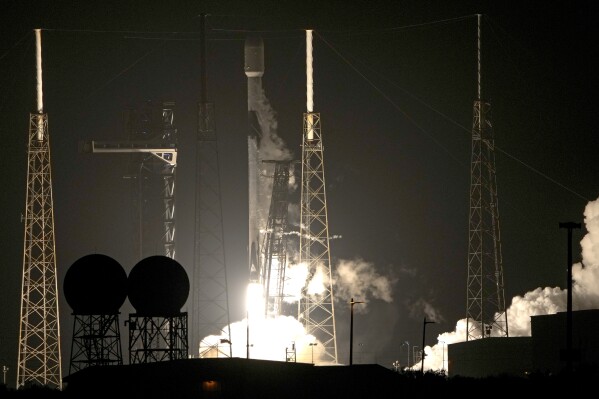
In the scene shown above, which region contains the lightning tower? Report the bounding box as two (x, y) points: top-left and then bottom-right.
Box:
(17, 29), (62, 389)
(466, 15), (508, 340)
(298, 30), (338, 364)
(195, 13), (232, 358)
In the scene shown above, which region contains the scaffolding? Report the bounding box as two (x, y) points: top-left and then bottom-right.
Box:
(466, 15), (508, 340)
(261, 160), (292, 318)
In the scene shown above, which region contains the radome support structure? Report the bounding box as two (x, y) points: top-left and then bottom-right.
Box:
(466, 15), (508, 340)
(17, 29), (62, 389)
(298, 30), (338, 364)
(195, 13), (232, 358)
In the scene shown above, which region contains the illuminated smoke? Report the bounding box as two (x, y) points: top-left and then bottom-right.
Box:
(413, 196), (599, 372)
(201, 315), (324, 363)
(256, 87), (292, 162)
(307, 263), (329, 296)
(408, 298), (445, 323)
(283, 262), (309, 303)
(334, 258), (395, 312)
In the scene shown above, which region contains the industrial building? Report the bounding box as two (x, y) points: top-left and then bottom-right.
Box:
(62, 359), (400, 399)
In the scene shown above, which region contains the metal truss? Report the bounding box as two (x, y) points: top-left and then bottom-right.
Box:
(298, 112), (338, 364)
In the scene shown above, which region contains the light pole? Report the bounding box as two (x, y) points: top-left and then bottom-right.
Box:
(439, 340), (446, 373)
(421, 317), (436, 375)
(246, 311), (250, 359)
(560, 221), (581, 375)
(2, 365), (7, 385)
(309, 342), (318, 364)
(349, 298), (364, 366)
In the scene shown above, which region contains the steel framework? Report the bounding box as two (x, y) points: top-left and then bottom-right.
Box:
(17, 111), (62, 389)
(68, 314), (122, 374)
(127, 314), (188, 364)
(83, 100), (177, 260)
(261, 160), (292, 318)
(298, 112), (338, 364)
(466, 15), (508, 340)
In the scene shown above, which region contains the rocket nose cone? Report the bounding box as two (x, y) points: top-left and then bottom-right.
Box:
(244, 36), (264, 77)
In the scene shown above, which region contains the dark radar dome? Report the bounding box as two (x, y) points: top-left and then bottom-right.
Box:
(63, 254), (128, 315)
(127, 255), (189, 316)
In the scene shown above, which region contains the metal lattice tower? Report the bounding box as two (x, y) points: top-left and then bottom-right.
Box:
(466, 15), (508, 341)
(69, 314), (122, 374)
(298, 111), (338, 364)
(128, 315), (188, 364)
(131, 101), (177, 260)
(194, 14), (232, 358)
(298, 30), (337, 365)
(135, 102), (178, 260)
(82, 100), (178, 260)
(261, 160), (292, 318)
(17, 29), (62, 389)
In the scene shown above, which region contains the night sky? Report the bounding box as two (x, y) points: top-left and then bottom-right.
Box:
(1, 0), (598, 385)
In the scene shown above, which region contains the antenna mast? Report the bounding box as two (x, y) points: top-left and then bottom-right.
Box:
(298, 30), (338, 364)
(17, 28), (62, 389)
(466, 15), (508, 340)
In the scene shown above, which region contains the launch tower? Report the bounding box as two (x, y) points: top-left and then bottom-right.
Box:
(17, 29), (62, 389)
(298, 30), (338, 364)
(261, 160), (292, 318)
(466, 15), (508, 340)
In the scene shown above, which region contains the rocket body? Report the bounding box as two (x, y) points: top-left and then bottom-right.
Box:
(245, 37), (265, 283)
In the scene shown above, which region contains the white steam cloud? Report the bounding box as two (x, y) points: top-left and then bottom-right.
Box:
(333, 258), (395, 311)
(256, 87), (291, 162)
(414, 196), (599, 372)
(408, 298), (445, 323)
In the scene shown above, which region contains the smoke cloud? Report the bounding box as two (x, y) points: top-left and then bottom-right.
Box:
(256, 88), (291, 162)
(408, 298), (445, 323)
(333, 258), (395, 312)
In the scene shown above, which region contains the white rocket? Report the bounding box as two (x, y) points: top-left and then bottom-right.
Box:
(245, 37), (265, 283)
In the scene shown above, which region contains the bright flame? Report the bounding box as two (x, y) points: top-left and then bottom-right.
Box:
(198, 281), (338, 364)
